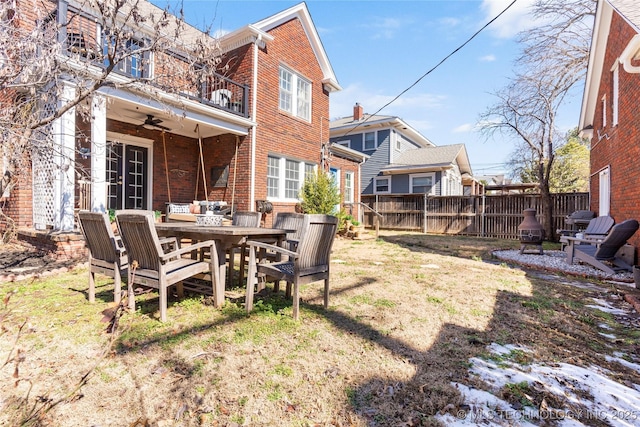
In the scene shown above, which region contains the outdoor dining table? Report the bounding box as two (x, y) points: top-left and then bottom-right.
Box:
(155, 223), (287, 307)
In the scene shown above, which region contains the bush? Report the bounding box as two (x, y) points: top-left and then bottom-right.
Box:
(299, 171), (341, 215)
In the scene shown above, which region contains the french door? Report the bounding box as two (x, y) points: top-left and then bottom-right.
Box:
(106, 142), (149, 210)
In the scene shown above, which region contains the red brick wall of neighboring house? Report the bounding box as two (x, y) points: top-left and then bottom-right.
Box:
(589, 11), (640, 248)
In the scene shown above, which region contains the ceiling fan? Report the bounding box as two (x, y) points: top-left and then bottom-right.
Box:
(141, 114), (170, 131)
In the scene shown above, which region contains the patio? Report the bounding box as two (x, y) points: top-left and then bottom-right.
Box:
(1, 231), (640, 426)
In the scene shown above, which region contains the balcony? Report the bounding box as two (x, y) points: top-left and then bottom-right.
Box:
(60, 7), (250, 118)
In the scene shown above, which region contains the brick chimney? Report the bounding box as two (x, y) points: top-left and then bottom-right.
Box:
(353, 103), (363, 121)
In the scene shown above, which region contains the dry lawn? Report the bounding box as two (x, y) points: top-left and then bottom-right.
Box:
(1, 231), (640, 426)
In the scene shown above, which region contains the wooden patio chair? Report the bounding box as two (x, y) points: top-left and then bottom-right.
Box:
(244, 214), (339, 320)
(77, 210), (128, 303)
(228, 211), (261, 287)
(559, 215), (615, 251)
(565, 219), (639, 274)
(115, 210), (219, 322)
(265, 212), (305, 293)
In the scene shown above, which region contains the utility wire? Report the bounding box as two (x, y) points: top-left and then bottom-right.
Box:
(338, 0), (519, 138)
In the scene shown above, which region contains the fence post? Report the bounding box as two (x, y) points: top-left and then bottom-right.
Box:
(423, 193), (427, 234)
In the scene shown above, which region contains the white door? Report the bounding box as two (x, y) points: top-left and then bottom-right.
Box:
(599, 167), (610, 216)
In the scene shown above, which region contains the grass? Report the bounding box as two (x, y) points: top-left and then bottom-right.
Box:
(2, 230), (640, 426)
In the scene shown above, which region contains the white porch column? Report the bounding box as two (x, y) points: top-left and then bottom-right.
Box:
(54, 82), (76, 231)
(91, 94), (107, 212)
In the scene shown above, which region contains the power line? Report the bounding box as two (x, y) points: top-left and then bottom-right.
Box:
(338, 0), (519, 138)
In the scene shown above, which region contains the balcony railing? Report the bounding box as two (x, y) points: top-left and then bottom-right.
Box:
(59, 5), (250, 118)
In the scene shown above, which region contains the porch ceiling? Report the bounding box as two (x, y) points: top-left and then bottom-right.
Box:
(106, 95), (252, 139)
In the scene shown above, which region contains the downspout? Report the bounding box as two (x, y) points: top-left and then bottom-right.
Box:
(249, 34), (261, 211)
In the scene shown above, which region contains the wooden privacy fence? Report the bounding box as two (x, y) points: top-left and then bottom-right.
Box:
(360, 193), (589, 240)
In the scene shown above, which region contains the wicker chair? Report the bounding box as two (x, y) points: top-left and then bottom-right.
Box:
(116, 210), (219, 321)
(245, 214), (339, 320)
(77, 210), (128, 303)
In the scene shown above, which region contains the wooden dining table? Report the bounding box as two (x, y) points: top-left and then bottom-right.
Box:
(155, 223), (287, 307)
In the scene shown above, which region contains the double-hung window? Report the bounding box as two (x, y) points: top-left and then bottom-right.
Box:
(268, 156), (315, 200)
(279, 66), (311, 121)
(285, 159), (300, 199)
(344, 172), (354, 203)
(267, 156), (280, 198)
(364, 132), (376, 150)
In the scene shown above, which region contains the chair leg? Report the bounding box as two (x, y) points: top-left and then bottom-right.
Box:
(285, 282), (292, 299)
(127, 271), (135, 312)
(292, 281), (300, 321)
(323, 278), (329, 309)
(88, 269), (96, 303)
(176, 281), (184, 298)
(114, 266), (122, 304)
(245, 247), (258, 313)
(159, 284), (168, 322)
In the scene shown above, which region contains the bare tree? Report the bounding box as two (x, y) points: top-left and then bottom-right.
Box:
(0, 0), (222, 237)
(480, 0), (596, 239)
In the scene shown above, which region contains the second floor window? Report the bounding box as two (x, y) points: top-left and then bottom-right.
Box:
(279, 66), (311, 121)
(364, 132), (376, 150)
(104, 36), (149, 79)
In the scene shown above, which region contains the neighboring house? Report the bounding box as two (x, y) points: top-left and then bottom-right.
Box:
(578, 0), (640, 248)
(2, 1), (365, 253)
(329, 103), (476, 197)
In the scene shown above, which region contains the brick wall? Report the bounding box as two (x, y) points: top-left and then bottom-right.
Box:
(589, 12), (640, 249)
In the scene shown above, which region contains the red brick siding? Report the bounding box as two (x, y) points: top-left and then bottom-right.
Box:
(589, 11), (640, 248)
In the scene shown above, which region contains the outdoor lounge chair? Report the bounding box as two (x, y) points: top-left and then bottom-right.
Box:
(116, 210), (219, 322)
(565, 219), (639, 274)
(559, 215), (615, 251)
(244, 214), (339, 320)
(77, 210), (128, 303)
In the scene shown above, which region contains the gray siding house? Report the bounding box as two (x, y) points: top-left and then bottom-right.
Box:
(330, 103), (475, 196)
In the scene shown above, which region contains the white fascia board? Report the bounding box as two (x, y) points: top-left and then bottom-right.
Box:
(579, 0), (612, 134)
(252, 3), (341, 93)
(219, 25), (274, 53)
(381, 163), (453, 175)
(330, 117), (433, 147)
(329, 143), (369, 162)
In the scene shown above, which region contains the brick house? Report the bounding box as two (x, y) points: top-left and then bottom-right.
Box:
(1, 0), (365, 256)
(578, 0), (640, 248)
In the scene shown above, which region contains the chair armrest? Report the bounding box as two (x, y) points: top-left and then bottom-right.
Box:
(160, 239), (216, 261)
(245, 240), (299, 260)
(159, 236), (179, 252)
(563, 236), (604, 245)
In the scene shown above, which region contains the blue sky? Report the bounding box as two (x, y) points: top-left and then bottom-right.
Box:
(153, 0), (584, 177)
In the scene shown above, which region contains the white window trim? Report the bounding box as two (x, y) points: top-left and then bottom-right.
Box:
(374, 176), (390, 194)
(363, 131), (377, 151)
(267, 156), (315, 202)
(336, 140), (350, 148)
(395, 133), (401, 151)
(611, 62), (619, 126)
(410, 172), (435, 195)
(601, 94), (607, 128)
(105, 131), (154, 210)
(599, 167), (610, 216)
(344, 171), (354, 203)
(279, 66), (312, 122)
